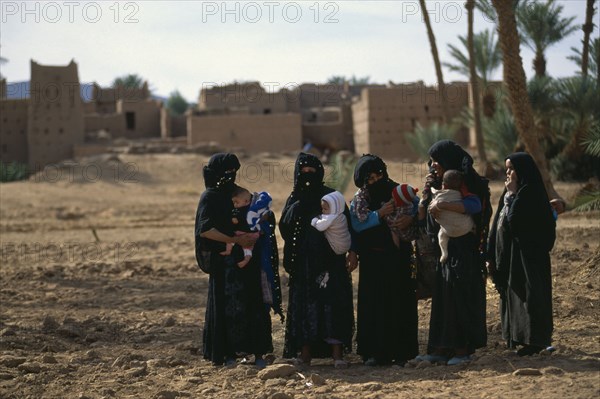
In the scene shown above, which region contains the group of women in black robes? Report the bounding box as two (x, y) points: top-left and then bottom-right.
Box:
(194, 146), (556, 366)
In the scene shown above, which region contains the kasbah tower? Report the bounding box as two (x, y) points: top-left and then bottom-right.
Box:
(27, 60), (84, 168)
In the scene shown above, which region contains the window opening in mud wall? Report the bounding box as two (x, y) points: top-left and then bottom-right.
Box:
(126, 112), (136, 130)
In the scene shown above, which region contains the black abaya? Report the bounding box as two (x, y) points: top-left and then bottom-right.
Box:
(280, 153), (354, 359)
(352, 155), (419, 363)
(195, 153), (273, 364)
(488, 152), (556, 348)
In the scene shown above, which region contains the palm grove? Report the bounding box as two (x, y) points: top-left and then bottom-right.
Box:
(412, 0), (599, 211)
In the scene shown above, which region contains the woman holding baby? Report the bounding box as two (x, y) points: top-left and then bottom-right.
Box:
(348, 154), (419, 367)
(415, 140), (492, 366)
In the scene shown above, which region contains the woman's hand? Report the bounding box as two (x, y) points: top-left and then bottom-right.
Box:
(346, 251), (358, 273)
(390, 214), (413, 230)
(505, 174), (518, 195)
(377, 200), (394, 217)
(550, 198), (566, 215)
(234, 234), (258, 248)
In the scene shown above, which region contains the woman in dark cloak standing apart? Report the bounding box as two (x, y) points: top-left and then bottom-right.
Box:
(416, 140), (492, 365)
(194, 153), (276, 367)
(279, 153), (355, 367)
(487, 152), (556, 356)
(347, 154), (419, 366)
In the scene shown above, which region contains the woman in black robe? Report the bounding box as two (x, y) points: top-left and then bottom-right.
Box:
(280, 152), (354, 366)
(348, 154), (419, 366)
(487, 152), (556, 356)
(417, 140), (491, 365)
(194, 153), (273, 366)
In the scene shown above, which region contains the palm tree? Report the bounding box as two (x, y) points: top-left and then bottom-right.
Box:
(580, 0), (597, 77)
(166, 90), (189, 116)
(492, 0), (562, 202)
(444, 30), (502, 86)
(516, 0), (578, 77)
(444, 29), (502, 118)
(556, 77), (599, 159)
(466, 0), (488, 174)
(112, 74), (144, 89)
(569, 37), (600, 79)
(572, 124), (600, 211)
(419, 0), (450, 123)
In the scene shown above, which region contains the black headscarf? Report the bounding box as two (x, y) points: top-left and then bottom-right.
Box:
(507, 152), (548, 200)
(490, 152), (556, 281)
(428, 140), (474, 173)
(291, 152), (326, 210)
(354, 154), (394, 207)
(203, 153), (241, 191)
(280, 153), (333, 274)
(293, 152), (324, 190)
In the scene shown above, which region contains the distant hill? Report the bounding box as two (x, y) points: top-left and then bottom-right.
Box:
(5, 81), (167, 103)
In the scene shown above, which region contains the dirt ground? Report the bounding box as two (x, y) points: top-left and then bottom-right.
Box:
(1, 153), (598, 399)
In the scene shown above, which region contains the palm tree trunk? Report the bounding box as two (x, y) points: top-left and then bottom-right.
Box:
(492, 0), (561, 202)
(581, 0), (596, 77)
(419, 0), (450, 123)
(533, 49), (547, 77)
(466, 0), (488, 175)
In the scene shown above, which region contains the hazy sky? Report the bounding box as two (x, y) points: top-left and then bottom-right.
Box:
(1, 0), (591, 101)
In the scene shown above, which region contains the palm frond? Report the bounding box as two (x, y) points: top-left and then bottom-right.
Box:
(572, 190), (600, 212)
(582, 124), (600, 157)
(406, 123), (457, 161)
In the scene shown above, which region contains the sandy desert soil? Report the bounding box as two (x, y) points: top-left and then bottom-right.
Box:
(0, 153), (598, 399)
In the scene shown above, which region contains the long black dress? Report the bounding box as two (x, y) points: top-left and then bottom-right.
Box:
(280, 153), (354, 359)
(488, 152), (556, 348)
(194, 153), (273, 365)
(424, 141), (490, 353)
(352, 155), (419, 364)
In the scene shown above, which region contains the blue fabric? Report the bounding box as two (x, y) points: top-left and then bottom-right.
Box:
(463, 195), (482, 215)
(410, 197), (419, 216)
(350, 199), (380, 232)
(258, 218), (276, 308)
(248, 191), (273, 231)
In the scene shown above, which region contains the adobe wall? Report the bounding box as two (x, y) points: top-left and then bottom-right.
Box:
(84, 114), (125, 136)
(351, 96), (370, 156)
(301, 105), (354, 151)
(160, 108), (187, 138)
(199, 82), (291, 114)
(27, 60), (85, 167)
(0, 99), (29, 164)
(188, 113), (302, 153)
(352, 84), (469, 160)
(117, 99), (161, 139)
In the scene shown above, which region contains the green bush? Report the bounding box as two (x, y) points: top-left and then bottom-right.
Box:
(406, 123), (457, 161)
(0, 161), (29, 182)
